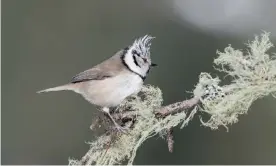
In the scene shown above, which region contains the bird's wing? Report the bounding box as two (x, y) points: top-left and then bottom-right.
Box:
(71, 49), (125, 83)
(71, 68), (111, 83)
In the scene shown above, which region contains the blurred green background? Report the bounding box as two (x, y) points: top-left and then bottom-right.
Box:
(2, 0), (276, 164)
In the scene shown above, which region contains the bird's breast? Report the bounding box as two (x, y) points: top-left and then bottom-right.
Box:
(81, 73), (143, 107)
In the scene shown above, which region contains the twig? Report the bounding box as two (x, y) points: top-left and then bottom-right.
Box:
(156, 97), (200, 117)
(113, 96), (200, 120)
(167, 128), (174, 153)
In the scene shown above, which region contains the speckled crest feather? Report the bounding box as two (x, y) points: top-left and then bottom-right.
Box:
(132, 35), (155, 57)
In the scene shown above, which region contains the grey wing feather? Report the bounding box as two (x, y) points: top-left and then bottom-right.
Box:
(71, 49), (125, 83)
(71, 68), (112, 83)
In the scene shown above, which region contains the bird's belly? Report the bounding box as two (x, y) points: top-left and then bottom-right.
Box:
(82, 74), (143, 107)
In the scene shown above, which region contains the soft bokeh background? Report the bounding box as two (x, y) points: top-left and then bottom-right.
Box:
(2, 0), (276, 164)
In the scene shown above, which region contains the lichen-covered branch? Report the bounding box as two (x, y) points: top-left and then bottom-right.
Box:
(157, 97), (200, 117)
(69, 32), (276, 165)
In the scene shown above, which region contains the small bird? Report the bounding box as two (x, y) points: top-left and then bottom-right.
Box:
(37, 35), (157, 131)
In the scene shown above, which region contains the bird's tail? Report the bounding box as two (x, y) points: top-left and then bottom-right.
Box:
(37, 83), (77, 93)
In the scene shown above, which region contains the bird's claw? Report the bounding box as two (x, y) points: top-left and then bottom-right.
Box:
(113, 124), (129, 134)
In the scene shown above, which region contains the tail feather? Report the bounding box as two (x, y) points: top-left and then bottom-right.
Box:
(37, 84), (75, 93)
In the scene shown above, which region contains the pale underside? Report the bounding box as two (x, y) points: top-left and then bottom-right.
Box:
(76, 72), (143, 107)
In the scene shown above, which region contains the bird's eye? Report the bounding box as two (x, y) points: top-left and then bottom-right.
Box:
(142, 58), (148, 63)
(132, 50), (140, 56)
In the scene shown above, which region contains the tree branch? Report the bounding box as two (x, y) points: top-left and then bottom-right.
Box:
(156, 97), (200, 117)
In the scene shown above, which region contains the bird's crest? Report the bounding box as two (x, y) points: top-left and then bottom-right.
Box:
(132, 35), (155, 56)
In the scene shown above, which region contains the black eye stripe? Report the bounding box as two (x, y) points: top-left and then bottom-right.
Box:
(121, 52), (145, 80)
(132, 50), (140, 56)
(132, 55), (141, 68)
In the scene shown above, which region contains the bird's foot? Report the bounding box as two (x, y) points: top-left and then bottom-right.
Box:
(112, 123), (129, 134)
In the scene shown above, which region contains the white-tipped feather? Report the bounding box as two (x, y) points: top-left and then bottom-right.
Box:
(37, 84), (74, 93)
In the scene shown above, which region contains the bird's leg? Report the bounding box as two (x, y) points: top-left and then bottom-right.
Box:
(102, 107), (127, 133)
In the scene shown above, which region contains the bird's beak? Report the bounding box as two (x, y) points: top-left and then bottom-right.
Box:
(151, 63), (158, 67)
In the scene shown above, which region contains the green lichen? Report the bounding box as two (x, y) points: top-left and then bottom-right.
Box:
(197, 32), (276, 130)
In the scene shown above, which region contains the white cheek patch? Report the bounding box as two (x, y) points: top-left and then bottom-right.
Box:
(124, 51), (145, 76)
